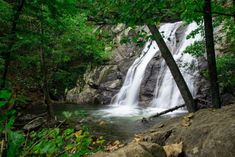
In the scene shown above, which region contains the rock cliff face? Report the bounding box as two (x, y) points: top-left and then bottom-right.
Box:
(66, 24), (143, 104)
(66, 23), (209, 105)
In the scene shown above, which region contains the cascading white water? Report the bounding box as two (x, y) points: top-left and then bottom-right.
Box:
(110, 40), (157, 107)
(149, 22), (203, 114)
(99, 22), (186, 117)
(98, 21), (202, 117)
(99, 41), (159, 117)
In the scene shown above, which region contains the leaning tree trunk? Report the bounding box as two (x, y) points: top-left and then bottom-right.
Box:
(1, 0), (25, 88)
(148, 25), (197, 112)
(203, 0), (221, 108)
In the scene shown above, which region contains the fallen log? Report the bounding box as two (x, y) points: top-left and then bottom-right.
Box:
(147, 104), (186, 120)
(145, 97), (209, 120)
(141, 98), (210, 123)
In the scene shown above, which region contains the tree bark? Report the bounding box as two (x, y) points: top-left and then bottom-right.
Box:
(148, 104), (186, 119)
(233, 0), (235, 20)
(147, 25), (197, 112)
(40, 5), (54, 118)
(39, 44), (54, 117)
(1, 0), (25, 88)
(203, 0), (221, 108)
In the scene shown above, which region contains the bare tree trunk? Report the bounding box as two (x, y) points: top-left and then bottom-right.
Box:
(203, 0), (221, 108)
(39, 44), (54, 117)
(147, 25), (197, 112)
(233, 0), (235, 20)
(1, 0), (25, 88)
(40, 5), (54, 118)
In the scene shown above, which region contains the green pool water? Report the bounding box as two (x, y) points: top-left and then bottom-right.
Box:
(52, 104), (186, 142)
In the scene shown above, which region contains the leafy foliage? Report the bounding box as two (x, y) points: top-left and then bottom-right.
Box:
(63, 110), (88, 119)
(0, 89), (104, 157)
(0, 0), (111, 100)
(7, 131), (25, 157)
(0, 89), (15, 133)
(0, 89), (25, 157)
(78, 0), (182, 25)
(184, 41), (205, 57)
(22, 128), (104, 156)
(216, 54), (235, 92)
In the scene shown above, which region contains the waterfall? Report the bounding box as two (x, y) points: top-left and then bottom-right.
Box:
(99, 21), (202, 117)
(110, 41), (157, 107)
(149, 22), (202, 113)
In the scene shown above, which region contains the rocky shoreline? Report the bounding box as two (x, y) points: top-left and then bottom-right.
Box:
(92, 104), (235, 157)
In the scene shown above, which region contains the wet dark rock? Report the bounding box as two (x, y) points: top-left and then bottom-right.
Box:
(141, 117), (149, 123)
(221, 93), (235, 106)
(75, 124), (81, 131)
(23, 117), (44, 131)
(139, 56), (163, 104)
(118, 57), (137, 75)
(18, 114), (37, 122)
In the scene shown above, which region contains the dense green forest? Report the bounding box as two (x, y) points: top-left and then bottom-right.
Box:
(0, 0), (235, 156)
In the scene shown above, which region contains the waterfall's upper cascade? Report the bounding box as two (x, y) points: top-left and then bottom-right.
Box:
(99, 22), (202, 117)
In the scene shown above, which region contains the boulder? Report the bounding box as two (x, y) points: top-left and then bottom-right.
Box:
(23, 117), (44, 131)
(92, 142), (166, 157)
(66, 85), (98, 104)
(221, 93), (235, 106)
(138, 104), (235, 157)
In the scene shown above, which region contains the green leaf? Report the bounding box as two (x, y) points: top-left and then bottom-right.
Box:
(62, 111), (73, 119)
(0, 101), (7, 107)
(63, 128), (74, 136)
(7, 131), (25, 157)
(0, 89), (11, 99)
(184, 41), (205, 57)
(6, 116), (15, 129)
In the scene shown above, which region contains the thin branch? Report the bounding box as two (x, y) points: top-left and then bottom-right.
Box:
(195, 10), (235, 17)
(0, 140), (4, 157)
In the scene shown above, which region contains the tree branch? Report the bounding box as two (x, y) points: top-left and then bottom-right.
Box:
(195, 10), (235, 17)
